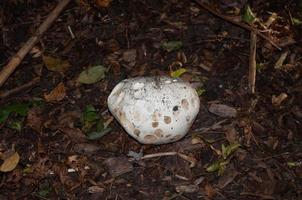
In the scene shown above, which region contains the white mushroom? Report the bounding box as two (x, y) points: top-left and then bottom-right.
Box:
(107, 76), (200, 144)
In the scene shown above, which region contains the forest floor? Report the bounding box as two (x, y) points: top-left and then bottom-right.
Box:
(0, 0), (302, 199)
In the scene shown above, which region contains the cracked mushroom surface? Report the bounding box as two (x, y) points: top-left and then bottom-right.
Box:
(107, 76), (200, 144)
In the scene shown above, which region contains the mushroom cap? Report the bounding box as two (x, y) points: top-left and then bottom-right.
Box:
(107, 76), (200, 144)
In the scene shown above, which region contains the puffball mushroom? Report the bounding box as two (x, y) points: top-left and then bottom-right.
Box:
(107, 76), (200, 144)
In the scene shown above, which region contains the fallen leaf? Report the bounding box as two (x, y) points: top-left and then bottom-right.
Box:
(77, 65), (107, 84)
(87, 127), (112, 140)
(122, 49), (137, 63)
(217, 164), (238, 189)
(30, 46), (42, 58)
(42, 55), (70, 72)
(44, 82), (66, 102)
(8, 121), (22, 131)
(204, 184), (216, 199)
(224, 127), (239, 143)
(59, 127), (87, 142)
(88, 185), (105, 193)
(170, 68), (187, 78)
(0, 152), (20, 172)
(176, 185), (199, 193)
(242, 5), (256, 24)
(103, 157), (133, 177)
(73, 143), (101, 154)
(161, 41), (182, 52)
(0, 102), (31, 124)
(27, 107), (43, 132)
(208, 104), (237, 118)
(95, 0), (112, 7)
(272, 93), (288, 106)
(222, 143), (241, 159)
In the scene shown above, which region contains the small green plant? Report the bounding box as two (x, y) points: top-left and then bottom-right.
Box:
(206, 143), (241, 175)
(82, 105), (111, 140)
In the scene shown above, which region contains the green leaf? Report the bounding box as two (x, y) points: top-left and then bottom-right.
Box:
(206, 160), (229, 175)
(87, 127), (112, 140)
(37, 185), (52, 198)
(218, 160), (229, 175)
(206, 160), (221, 173)
(242, 5), (256, 24)
(6, 102), (30, 116)
(77, 65), (107, 84)
(287, 161), (302, 167)
(96, 119), (105, 131)
(161, 41), (182, 52)
(196, 87), (206, 96)
(170, 68), (187, 78)
(0, 102), (31, 124)
(8, 121), (22, 131)
(0, 109), (10, 124)
(83, 105), (99, 122)
(292, 17), (302, 26)
(222, 143), (241, 159)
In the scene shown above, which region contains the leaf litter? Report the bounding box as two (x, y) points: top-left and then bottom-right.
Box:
(1, 0), (302, 199)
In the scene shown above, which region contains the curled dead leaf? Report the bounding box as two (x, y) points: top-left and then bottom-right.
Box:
(272, 93), (288, 106)
(0, 152), (20, 172)
(95, 0), (112, 7)
(44, 82), (66, 102)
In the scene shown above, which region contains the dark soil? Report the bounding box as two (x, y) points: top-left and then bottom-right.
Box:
(0, 0), (302, 199)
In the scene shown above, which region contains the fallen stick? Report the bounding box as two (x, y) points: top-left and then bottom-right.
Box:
(0, 76), (40, 98)
(192, 0), (281, 50)
(249, 31), (257, 94)
(0, 0), (71, 88)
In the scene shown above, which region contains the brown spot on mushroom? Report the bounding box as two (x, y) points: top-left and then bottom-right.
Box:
(133, 111), (141, 121)
(165, 134), (172, 138)
(134, 129), (140, 136)
(164, 116), (171, 124)
(181, 99), (189, 110)
(152, 122), (159, 128)
(144, 135), (157, 142)
(154, 129), (163, 138)
(186, 116), (191, 122)
(152, 111), (160, 121)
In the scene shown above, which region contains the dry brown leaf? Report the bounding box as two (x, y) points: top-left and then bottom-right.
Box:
(88, 185), (105, 193)
(272, 93), (288, 106)
(208, 103), (237, 118)
(59, 127), (87, 142)
(27, 107), (43, 132)
(175, 185), (199, 193)
(42, 55), (70, 72)
(217, 164), (238, 189)
(225, 127), (239, 143)
(103, 157), (133, 177)
(0, 152), (20, 172)
(95, 0), (112, 8)
(204, 184), (216, 199)
(44, 82), (66, 102)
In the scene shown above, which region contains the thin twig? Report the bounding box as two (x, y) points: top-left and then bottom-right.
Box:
(0, 77), (40, 99)
(140, 152), (177, 159)
(0, 0), (71, 87)
(129, 151), (197, 168)
(249, 31), (257, 94)
(191, 0), (281, 50)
